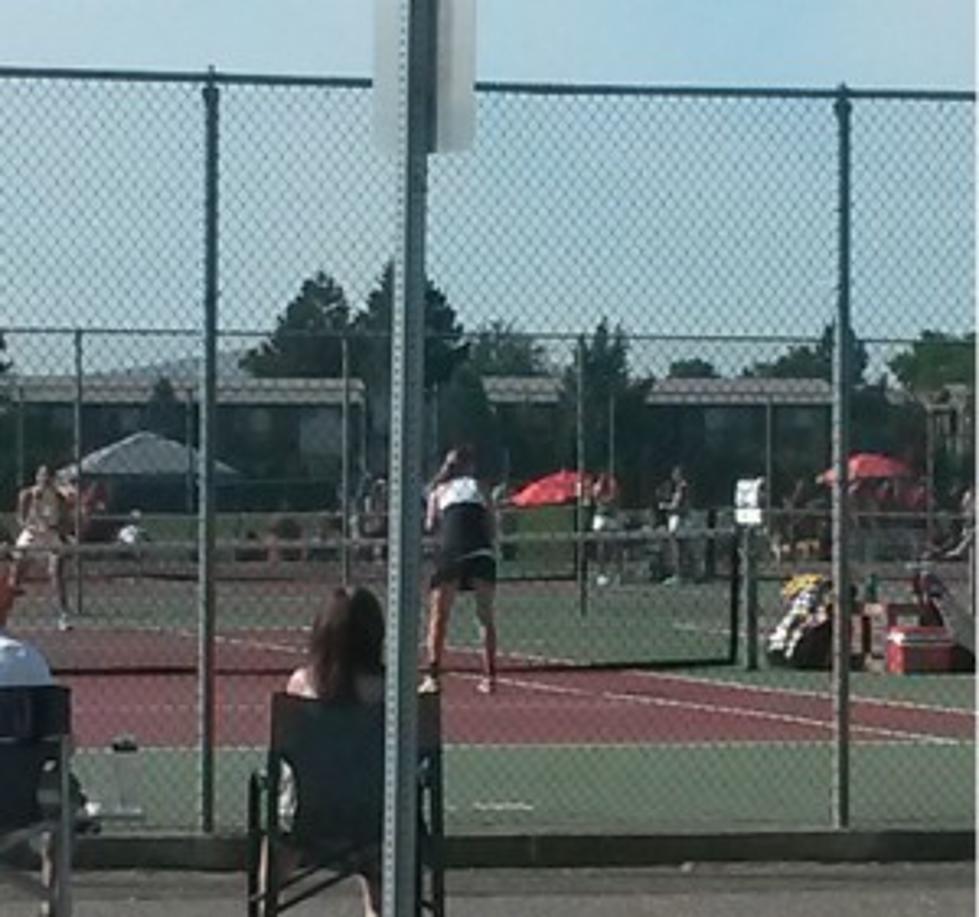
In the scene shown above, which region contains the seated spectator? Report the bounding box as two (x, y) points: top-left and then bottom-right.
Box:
(0, 568), (95, 908)
(262, 586), (385, 917)
(0, 570), (53, 687)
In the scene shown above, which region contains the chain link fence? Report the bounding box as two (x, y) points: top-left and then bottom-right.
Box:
(0, 70), (973, 836)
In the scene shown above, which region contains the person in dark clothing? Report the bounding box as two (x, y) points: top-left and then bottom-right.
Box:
(420, 445), (497, 696)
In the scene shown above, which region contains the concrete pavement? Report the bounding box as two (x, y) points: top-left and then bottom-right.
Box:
(5, 862), (975, 917)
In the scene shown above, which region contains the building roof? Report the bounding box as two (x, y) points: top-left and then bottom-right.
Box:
(8, 373), (366, 406)
(645, 377), (832, 406)
(482, 375), (563, 404)
(7, 370), (832, 409)
(481, 375), (832, 406)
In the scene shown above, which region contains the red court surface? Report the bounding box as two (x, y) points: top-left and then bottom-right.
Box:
(60, 665), (975, 750)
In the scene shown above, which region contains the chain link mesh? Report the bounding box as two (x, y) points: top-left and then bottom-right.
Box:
(0, 72), (973, 835)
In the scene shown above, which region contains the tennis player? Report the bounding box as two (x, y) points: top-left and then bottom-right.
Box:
(8, 465), (73, 630)
(420, 445), (498, 696)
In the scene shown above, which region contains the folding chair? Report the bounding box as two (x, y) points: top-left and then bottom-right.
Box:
(0, 685), (73, 917)
(247, 692), (445, 917)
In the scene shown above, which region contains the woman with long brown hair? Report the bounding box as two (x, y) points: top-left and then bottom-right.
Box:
(286, 586), (385, 703)
(267, 586), (385, 917)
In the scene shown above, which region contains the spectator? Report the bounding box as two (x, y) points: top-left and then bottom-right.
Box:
(779, 478), (808, 562)
(0, 569), (91, 909)
(263, 586), (385, 917)
(0, 571), (53, 687)
(660, 465), (690, 584)
(590, 472), (621, 586)
(943, 485), (976, 560)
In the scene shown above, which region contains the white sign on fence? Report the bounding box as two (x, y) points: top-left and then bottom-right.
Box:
(373, 0), (476, 154)
(735, 477), (766, 527)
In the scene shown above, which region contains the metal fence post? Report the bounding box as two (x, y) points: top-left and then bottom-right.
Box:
(15, 379), (25, 489)
(341, 333), (351, 587)
(383, 1), (433, 912)
(73, 329), (84, 619)
(764, 397), (774, 521)
(185, 385), (195, 518)
(831, 83), (853, 830)
(576, 336), (588, 616)
(198, 68), (220, 835)
(608, 390), (616, 481)
(741, 527), (759, 670)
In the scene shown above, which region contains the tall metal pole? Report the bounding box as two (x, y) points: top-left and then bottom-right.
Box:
(431, 380), (440, 471)
(341, 334), (351, 587)
(72, 330), (84, 618)
(383, 1), (434, 913)
(608, 390), (616, 480)
(198, 69), (220, 834)
(15, 381), (25, 488)
(765, 397), (774, 520)
(925, 406), (935, 547)
(831, 84), (853, 829)
(576, 338), (588, 615)
(185, 386), (195, 519)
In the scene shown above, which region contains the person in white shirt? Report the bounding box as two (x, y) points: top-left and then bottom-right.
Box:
(0, 570), (53, 687)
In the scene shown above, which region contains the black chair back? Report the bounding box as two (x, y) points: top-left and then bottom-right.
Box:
(0, 686), (71, 831)
(271, 696), (384, 848)
(269, 692), (442, 850)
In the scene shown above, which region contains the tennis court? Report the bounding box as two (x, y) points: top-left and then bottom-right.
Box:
(9, 554), (974, 836)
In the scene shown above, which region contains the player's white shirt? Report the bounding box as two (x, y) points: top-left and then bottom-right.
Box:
(23, 486), (62, 535)
(16, 486), (64, 550)
(434, 476), (486, 511)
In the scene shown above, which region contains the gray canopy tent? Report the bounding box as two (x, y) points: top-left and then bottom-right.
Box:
(58, 431), (238, 513)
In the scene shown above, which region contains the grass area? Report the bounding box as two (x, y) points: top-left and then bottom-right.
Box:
(73, 740), (975, 835)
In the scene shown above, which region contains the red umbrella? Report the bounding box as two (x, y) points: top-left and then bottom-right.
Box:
(817, 452), (912, 485)
(509, 470), (590, 508)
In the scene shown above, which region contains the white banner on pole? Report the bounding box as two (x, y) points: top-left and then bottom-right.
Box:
(374, 0), (476, 154)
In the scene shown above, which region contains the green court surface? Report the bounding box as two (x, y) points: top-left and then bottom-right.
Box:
(72, 739), (974, 836)
(14, 555), (975, 839)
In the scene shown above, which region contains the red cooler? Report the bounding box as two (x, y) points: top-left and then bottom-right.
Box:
(885, 626), (955, 674)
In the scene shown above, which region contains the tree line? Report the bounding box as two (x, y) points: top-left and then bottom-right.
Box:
(0, 264), (974, 511)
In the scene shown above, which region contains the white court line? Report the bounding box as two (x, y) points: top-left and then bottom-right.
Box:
(450, 671), (965, 748)
(446, 639), (975, 720)
(472, 801), (535, 812)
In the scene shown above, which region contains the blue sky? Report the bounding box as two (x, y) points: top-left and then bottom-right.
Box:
(0, 0), (973, 89)
(0, 2), (974, 379)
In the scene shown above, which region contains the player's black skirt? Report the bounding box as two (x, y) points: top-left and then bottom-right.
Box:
(430, 553), (497, 592)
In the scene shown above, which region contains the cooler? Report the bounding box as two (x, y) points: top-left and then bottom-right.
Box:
(885, 626), (955, 675)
